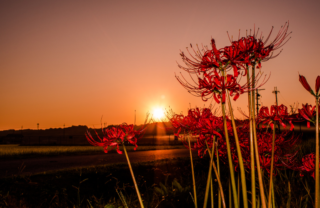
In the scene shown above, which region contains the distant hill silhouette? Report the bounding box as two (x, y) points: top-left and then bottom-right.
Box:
(0, 123), (176, 145)
(0, 120), (314, 145)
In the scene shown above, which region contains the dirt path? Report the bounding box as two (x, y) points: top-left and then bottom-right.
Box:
(0, 149), (196, 177)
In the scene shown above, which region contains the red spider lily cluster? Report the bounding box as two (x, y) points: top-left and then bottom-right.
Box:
(167, 107), (223, 157)
(176, 23), (290, 104)
(86, 123), (146, 154)
(167, 105), (304, 173)
(165, 97), (320, 176)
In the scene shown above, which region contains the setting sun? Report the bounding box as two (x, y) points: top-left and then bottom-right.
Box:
(152, 108), (165, 121)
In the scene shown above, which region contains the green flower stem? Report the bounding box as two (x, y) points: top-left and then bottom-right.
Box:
(122, 143), (144, 208)
(237, 173), (240, 206)
(286, 181), (291, 208)
(221, 102), (238, 208)
(203, 138), (216, 208)
(188, 134), (198, 208)
(211, 177), (214, 208)
(226, 93), (248, 208)
(267, 121), (276, 208)
(316, 97), (319, 208)
(221, 70), (238, 208)
(229, 179), (232, 208)
(251, 66), (267, 208)
(272, 182), (275, 208)
(246, 66), (256, 208)
(206, 140), (227, 208)
(217, 141), (222, 208)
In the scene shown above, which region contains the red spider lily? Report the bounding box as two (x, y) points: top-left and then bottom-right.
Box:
(168, 114), (185, 137)
(285, 113), (305, 130)
(298, 103), (320, 128)
(168, 108), (221, 138)
(86, 123), (146, 154)
(199, 72), (244, 103)
(300, 153), (318, 179)
(167, 107), (225, 158)
(229, 36), (264, 69)
(228, 22), (291, 68)
(201, 39), (223, 71)
(221, 45), (246, 77)
(178, 38), (249, 78)
(258, 104), (291, 130)
(299, 74), (320, 98)
(256, 131), (300, 174)
(219, 126), (300, 173)
(176, 69), (269, 104)
(177, 39), (222, 75)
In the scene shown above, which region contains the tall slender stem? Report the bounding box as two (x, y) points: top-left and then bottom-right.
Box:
(211, 177), (214, 208)
(246, 66), (256, 208)
(204, 138), (216, 208)
(315, 97), (319, 208)
(272, 182), (275, 208)
(217, 141), (222, 208)
(206, 140), (227, 208)
(286, 181), (291, 208)
(251, 66), (267, 208)
(221, 70), (238, 208)
(237, 173), (240, 206)
(268, 121), (276, 208)
(227, 93), (248, 208)
(229, 179), (232, 208)
(188, 134), (198, 208)
(122, 143), (144, 208)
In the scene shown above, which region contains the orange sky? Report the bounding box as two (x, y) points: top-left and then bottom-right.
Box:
(1, 0), (320, 130)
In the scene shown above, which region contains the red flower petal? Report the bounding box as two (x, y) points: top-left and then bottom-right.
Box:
(299, 75), (313, 94)
(316, 76), (320, 95)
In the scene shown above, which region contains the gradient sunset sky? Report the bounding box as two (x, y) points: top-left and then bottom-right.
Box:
(1, 0), (320, 130)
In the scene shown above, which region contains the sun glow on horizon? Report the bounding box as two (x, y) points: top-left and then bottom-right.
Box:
(152, 108), (165, 121)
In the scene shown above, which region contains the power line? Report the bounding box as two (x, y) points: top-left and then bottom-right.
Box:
(279, 92), (290, 106)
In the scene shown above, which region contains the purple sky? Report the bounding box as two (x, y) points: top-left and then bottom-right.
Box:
(1, 0), (320, 130)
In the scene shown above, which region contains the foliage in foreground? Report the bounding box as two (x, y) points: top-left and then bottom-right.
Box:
(0, 151), (316, 208)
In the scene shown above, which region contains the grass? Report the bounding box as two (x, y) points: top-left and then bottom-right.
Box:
(0, 158), (209, 208)
(0, 144), (185, 160)
(0, 135), (316, 207)
(0, 155), (314, 208)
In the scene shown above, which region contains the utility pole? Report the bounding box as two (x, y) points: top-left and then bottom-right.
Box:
(272, 87), (280, 106)
(37, 123), (39, 130)
(272, 87), (280, 133)
(256, 89), (265, 114)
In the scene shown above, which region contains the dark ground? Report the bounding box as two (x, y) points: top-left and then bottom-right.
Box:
(0, 149), (196, 178)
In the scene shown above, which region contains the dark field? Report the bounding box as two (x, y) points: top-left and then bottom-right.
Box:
(0, 129), (317, 208)
(0, 155), (316, 208)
